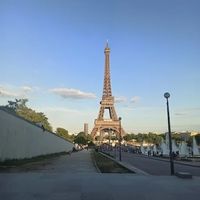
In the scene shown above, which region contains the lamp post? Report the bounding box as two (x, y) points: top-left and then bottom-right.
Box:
(108, 129), (111, 145)
(119, 117), (122, 161)
(164, 92), (175, 175)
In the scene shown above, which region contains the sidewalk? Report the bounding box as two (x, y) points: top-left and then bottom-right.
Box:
(43, 149), (97, 173)
(0, 172), (200, 200)
(1, 149), (97, 173)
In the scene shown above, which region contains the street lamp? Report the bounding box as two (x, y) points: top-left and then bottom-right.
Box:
(108, 129), (111, 145)
(119, 117), (122, 161)
(164, 92), (175, 175)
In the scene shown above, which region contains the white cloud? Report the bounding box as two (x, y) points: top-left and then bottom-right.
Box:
(50, 88), (96, 99)
(115, 96), (127, 103)
(21, 86), (32, 93)
(0, 84), (37, 99)
(130, 96), (140, 103)
(0, 87), (18, 97)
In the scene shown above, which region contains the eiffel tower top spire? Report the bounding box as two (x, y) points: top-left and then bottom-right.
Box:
(106, 39), (109, 48)
(103, 41), (112, 98)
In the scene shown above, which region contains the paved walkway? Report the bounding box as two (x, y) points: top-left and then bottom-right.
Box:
(1, 149), (200, 200)
(35, 149), (97, 173)
(2, 149), (97, 173)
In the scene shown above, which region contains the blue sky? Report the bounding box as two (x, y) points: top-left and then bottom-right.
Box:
(0, 0), (200, 134)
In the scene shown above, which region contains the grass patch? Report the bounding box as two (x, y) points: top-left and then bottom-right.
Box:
(0, 151), (68, 168)
(92, 151), (134, 173)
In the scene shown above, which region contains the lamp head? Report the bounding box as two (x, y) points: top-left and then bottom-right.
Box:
(164, 92), (170, 99)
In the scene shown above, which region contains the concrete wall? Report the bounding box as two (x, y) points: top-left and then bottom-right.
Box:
(0, 108), (73, 161)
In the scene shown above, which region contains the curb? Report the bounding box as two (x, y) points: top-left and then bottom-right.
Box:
(90, 151), (101, 173)
(175, 172), (193, 179)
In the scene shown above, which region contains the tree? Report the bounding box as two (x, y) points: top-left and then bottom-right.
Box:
(153, 135), (163, 145)
(136, 133), (145, 143)
(56, 127), (74, 141)
(87, 134), (93, 141)
(123, 134), (134, 141)
(172, 133), (182, 143)
(123, 133), (163, 145)
(74, 132), (87, 145)
(146, 132), (162, 145)
(17, 107), (52, 132)
(74, 136), (88, 145)
(4, 98), (52, 132)
(6, 98), (28, 112)
(74, 132), (92, 145)
(76, 132), (86, 138)
(70, 134), (75, 141)
(56, 128), (68, 135)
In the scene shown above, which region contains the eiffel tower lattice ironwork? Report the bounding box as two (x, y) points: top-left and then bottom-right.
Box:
(91, 42), (125, 139)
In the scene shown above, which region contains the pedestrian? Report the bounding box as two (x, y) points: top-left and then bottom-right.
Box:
(41, 124), (45, 132)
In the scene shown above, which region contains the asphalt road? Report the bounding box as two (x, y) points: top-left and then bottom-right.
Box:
(122, 152), (200, 176)
(109, 150), (200, 176)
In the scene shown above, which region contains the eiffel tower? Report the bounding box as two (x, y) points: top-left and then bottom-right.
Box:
(91, 42), (125, 140)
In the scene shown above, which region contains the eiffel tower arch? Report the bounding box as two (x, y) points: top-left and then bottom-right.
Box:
(91, 43), (125, 141)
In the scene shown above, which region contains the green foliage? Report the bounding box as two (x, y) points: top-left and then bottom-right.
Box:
(74, 136), (88, 145)
(123, 133), (163, 145)
(7, 98), (28, 111)
(76, 132), (86, 138)
(123, 132), (199, 146)
(17, 108), (52, 132)
(56, 127), (69, 138)
(123, 134), (135, 141)
(74, 132), (93, 145)
(172, 133), (182, 143)
(70, 134), (75, 141)
(136, 133), (145, 143)
(87, 134), (93, 141)
(158, 134), (165, 139)
(146, 132), (163, 145)
(5, 98), (52, 132)
(56, 127), (74, 142)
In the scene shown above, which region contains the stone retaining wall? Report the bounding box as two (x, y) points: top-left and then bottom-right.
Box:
(0, 108), (73, 161)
